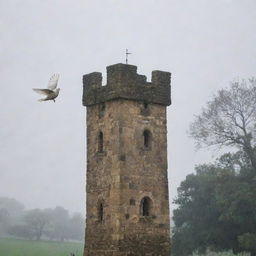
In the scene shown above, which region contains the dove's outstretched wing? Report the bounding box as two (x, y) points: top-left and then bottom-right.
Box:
(33, 89), (53, 95)
(47, 74), (59, 90)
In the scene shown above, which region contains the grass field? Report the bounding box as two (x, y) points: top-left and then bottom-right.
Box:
(0, 238), (250, 256)
(0, 238), (83, 256)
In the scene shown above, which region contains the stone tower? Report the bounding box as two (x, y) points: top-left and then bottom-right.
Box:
(82, 63), (171, 256)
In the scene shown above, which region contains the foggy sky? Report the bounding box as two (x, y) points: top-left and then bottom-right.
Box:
(1, 0), (256, 214)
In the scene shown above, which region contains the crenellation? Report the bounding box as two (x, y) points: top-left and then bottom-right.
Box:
(107, 63), (137, 74)
(136, 74), (147, 84)
(83, 72), (102, 89)
(151, 70), (171, 87)
(106, 63), (137, 87)
(83, 63), (171, 106)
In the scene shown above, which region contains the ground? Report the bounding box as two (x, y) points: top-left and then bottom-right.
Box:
(0, 237), (83, 256)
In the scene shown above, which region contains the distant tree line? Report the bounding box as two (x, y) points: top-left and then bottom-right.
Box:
(173, 79), (256, 256)
(0, 198), (84, 241)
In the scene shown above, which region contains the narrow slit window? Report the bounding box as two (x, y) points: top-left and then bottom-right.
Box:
(143, 130), (151, 148)
(98, 203), (104, 222)
(141, 197), (152, 216)
(98, 131), (103, 152)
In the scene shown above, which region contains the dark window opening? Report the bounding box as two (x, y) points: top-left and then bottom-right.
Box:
(98, 131), (103, 152)
(141, 102), (150, 116)
(130, 199), (135, 205)
(143, 102), (148, 109)
(99, 103), (105, 118)
(142, 199), (150, 216)
(141, 197), (152, 216)
(143, 130), (151, 148)
(98, 203), (104, 222)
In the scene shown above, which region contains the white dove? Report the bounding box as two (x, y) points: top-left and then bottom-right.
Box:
(33, 74), (60, 102)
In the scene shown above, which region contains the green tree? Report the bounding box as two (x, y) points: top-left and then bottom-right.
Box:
(238, 233), (256, 256)
(69, 213), (84, 241)
(173, 164), (229, 256)
(24, 209), (50, 240)
(0, 197), (25, 236)
(8, 224), (34, 239)
(172, 157), (256, 256)
(177, 78), (256, 255)
(46, 206), (70, 242)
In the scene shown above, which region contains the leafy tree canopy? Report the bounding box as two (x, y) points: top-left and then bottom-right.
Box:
(173, 157), (256, 256)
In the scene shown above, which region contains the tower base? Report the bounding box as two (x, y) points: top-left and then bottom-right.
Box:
(84, 234), (170, 256)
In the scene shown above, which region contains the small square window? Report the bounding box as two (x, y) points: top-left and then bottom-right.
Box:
(130, 199), (135, 205)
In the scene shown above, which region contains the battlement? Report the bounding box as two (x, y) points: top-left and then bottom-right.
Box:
(82, 63), (171, 106)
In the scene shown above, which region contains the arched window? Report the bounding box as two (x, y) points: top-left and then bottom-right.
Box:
(143, 130), (151, 149)
(140, 197), (152, 216)
(98, 202), (104, 222)
(98, 131), (103, 152)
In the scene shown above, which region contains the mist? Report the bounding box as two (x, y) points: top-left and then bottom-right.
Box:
(1, 0), (256, 214)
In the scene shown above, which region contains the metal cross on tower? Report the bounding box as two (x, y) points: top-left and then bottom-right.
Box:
(125, 49), (132, 64)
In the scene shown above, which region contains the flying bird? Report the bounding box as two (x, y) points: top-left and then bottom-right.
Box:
(33, 74), (60, 102)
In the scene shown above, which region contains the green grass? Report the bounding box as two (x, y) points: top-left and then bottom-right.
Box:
(0, 238), (83, 256)
(192, 251), (249, 256)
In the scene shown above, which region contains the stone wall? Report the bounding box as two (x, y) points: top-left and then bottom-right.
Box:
(84, 64), (171, 256)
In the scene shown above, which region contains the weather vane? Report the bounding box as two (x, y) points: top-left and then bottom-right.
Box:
(125, 49), (132, 64)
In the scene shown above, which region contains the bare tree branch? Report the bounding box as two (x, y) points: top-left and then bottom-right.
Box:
(189, 78), (256, 169)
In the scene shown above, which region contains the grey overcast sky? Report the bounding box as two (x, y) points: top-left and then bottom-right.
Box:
(1, 0), (256, 214)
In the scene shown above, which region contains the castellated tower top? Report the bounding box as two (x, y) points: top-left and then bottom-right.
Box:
(82, 63), (171, 106)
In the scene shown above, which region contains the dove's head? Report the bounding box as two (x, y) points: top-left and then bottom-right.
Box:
(55, 88), (61, 94)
